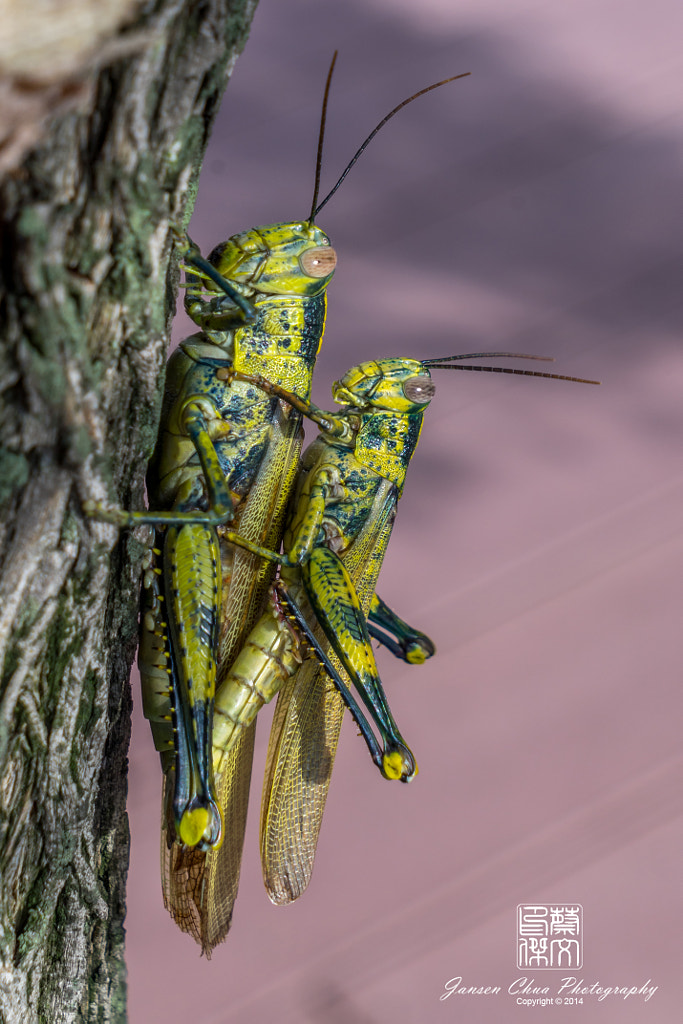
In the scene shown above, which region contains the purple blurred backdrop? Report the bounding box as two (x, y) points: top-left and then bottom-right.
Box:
(126, 1), (683, 1020)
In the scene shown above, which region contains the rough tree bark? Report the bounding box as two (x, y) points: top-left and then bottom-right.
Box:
(0, 1), (258, 1019)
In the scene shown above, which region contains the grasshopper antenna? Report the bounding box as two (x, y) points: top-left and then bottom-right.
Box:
(422, 352), (554, 364)
(309, 51), (338, 223)
(314, 72), (470, 217)
(421, 352), (599, 385)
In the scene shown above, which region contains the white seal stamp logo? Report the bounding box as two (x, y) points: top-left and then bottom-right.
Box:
(517, 904), (583, 969)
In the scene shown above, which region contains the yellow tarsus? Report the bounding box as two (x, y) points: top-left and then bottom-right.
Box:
(381, 750), (419, 782)
(406, 647), (426, 665)
(382, 751), (405, 780)
(179, 806), (210, 847)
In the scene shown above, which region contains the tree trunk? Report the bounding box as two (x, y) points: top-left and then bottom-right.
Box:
(0, 1), (258, 1018)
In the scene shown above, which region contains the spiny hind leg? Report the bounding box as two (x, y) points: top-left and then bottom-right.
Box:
(137, 532), (222, 849)
(164, 523), (223, 849)
(300, 546), (417, 782)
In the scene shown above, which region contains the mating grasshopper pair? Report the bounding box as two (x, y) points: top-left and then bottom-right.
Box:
(87, 57), (598, 954)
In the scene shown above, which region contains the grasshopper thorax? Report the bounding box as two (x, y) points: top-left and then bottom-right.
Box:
(204, 221), (336, 299)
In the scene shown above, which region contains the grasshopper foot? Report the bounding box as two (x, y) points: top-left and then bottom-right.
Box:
(178, 797), (223, 851)
(382, 741), (418, 783)
(403, 636), (436, 664)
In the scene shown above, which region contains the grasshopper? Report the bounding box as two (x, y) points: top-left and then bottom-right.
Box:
(208, 353), (599, 917)
(86, 57), (471, 947)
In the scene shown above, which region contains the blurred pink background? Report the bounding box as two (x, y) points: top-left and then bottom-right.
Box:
(126, 1), (683, 1020)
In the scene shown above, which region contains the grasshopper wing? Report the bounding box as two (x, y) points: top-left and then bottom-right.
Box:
(260, 480), (397, 903)
(161, 727), (255, 950)
(260, 660), (345, 904)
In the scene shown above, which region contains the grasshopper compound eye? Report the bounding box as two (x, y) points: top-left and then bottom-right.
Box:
(299, 246), (337, 277)
(403, 377), (435, 403)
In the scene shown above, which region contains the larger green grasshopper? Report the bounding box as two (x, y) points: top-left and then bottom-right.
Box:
(205, 352), (599, 927)
(87, 58), (471, 946)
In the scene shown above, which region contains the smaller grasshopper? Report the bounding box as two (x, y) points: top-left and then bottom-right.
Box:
(208, 353), (599, 906)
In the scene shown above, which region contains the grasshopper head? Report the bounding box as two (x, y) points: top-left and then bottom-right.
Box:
(332, 358), (435, 413)
(205, 221), (336, 298)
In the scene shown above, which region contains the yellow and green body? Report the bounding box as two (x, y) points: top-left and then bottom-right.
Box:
(211, 358), (438, 905)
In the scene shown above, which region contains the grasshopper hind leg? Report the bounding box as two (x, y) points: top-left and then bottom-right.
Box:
(368, 593), (436, 665)
(299, 546), (418, 782)
(163, 523), (224, 850)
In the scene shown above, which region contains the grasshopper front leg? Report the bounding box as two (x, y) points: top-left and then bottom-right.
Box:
(173, 228), (257, 325)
